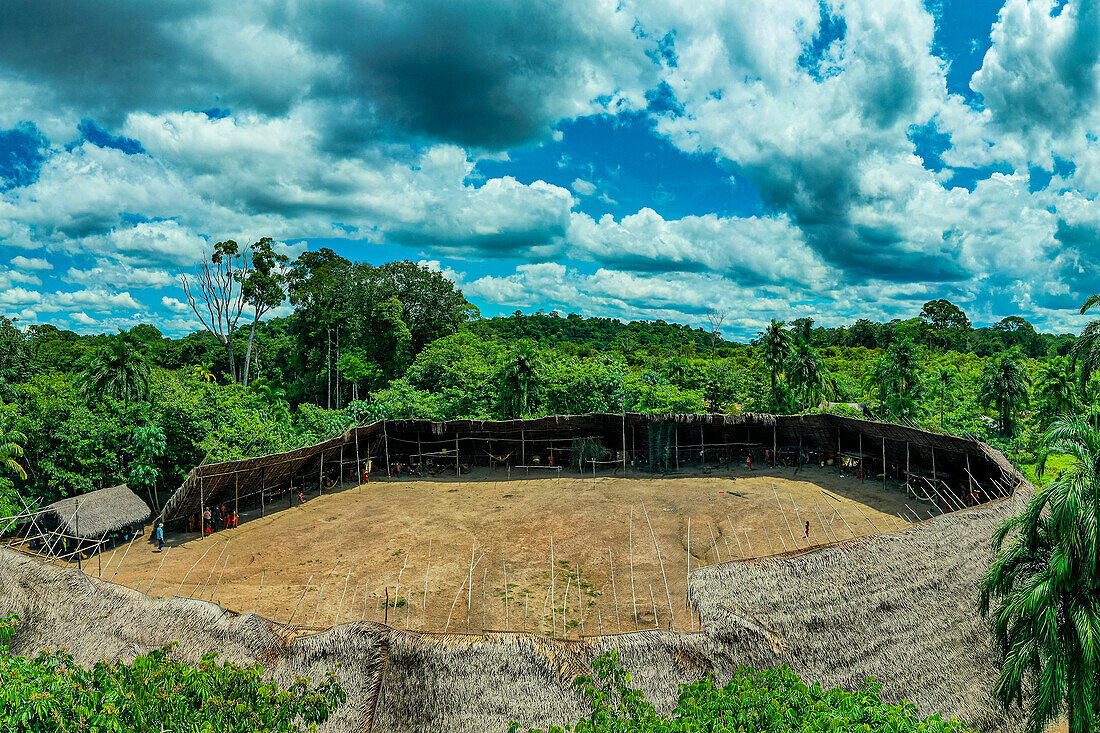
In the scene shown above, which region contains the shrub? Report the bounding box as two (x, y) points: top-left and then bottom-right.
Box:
(511, 651), (977, 733)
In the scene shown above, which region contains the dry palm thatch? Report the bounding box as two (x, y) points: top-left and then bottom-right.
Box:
(40, 484), (152, 540)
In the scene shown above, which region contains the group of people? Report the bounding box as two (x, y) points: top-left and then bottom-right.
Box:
(185, 504), (240, 534)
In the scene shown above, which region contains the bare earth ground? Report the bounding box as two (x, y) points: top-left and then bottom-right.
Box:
(101, 464), (920, 637)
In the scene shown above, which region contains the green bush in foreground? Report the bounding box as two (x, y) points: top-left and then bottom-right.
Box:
(0, 614), (345, 732)
(512, 651), (978, 733)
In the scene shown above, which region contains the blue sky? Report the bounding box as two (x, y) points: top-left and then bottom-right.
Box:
(0, 0), (1098, 339)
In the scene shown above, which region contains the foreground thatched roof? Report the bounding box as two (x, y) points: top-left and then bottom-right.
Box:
(42, 484), (152, 539)
(2, 475), (1030, 732)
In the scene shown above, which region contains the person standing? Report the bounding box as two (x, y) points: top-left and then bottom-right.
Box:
(155, 523), (165, 551)
(202, 507), (212, 535)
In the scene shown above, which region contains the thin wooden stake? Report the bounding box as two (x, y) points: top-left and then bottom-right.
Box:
(708, 522), (720, 562)
(310, 560), (341, 627)
(146, 546), (172, 594)
(576, 565), (584, 635)
(110, 532), (140, 579)
(209, 544), (232, 601)
(253, 569), (266, 614)
(286, 575), (314, 626)
(502, 553), (510, 631)
(629, 507), (638, 630)
(176, 542), (217, 596)
(467, 542), (476, 632)
(762, 523), (775, 554)
(608, 547), (621, 633)
(649, 583), (659, 628)
(641, 502), (675, 629)
(772, 484), (797, 545)
(423, 536), (432, 631)
(562, 573), (572, 638)
(394, 553), (408, 628)
(550, 536), (556, 636)
(728, 516), (744, 557)
(198, 540), (229, 598)
(335, 567), (352, 626)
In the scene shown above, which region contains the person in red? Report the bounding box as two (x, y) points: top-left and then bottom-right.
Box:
(746, 456), (753, 471)
(298, 491), (305, 507)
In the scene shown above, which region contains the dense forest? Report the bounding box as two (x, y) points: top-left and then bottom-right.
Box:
(0, 245), (1093, 518)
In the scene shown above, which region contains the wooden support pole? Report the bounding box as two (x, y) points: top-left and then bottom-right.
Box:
(200, 476), (205, 539)
(772, 424), (777, 466)
(260, 468), (266, 517)
(967, 454), (974, 504)
(318, 450), (324, 498)
(859, 432), (864, 482)
(882, 437), (887, 490)
(355, 428), (362, 492)
(455, 435), (460, 475)
(383, 422), (391, 477)
(521, 430), (526, 465)
(234, 473), (239, 517)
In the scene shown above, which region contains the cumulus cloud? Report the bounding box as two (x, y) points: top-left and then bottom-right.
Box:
(10, 254), (50, 270)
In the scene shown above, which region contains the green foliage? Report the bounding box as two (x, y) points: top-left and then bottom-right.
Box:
(981, 416), (1100, 733)
(498, 340), (546, 418)
(979, 348), (1030, 436)
(510, 651), (976, 733)
(866, 340), (924, 421)
(0, 614), (345, 733)
(78, 330), (153, 405)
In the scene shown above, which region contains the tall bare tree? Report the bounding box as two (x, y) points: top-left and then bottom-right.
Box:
(180, 240), (248, 383)
(237, 237), (289, 387)
(704, 308), (728, 351)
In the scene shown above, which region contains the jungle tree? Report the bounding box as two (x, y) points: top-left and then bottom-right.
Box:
(866, 339), (923, 420)
(979, 348), (1030, 436)
(785, 339), (834, 412)
(760, 319), (792, 410)
(78, 330), (153, 405)
(498, 340), (545, 418)
(1034, 356), (1079, 425)
(180, 240), (249, 383)
(237, 237), (289, 387)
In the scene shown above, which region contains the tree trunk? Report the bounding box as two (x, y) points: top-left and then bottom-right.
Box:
(242, 316), (259, 388)
(225, 337), (238, 384)
(326, 327), (332, 409)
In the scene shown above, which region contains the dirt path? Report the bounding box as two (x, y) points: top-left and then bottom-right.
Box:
(104, 465), (922, 636)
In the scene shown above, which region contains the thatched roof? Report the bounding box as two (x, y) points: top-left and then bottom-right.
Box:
(43, 484), (152, 539)
(158, 411), (1017, 525)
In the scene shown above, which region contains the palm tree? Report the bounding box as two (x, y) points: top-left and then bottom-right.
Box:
(981, 415), (1100, 733)
(79, 330), (153, 404)
(865, 340), (923, 421)
(1072, 294), (1100, 388)
(498, 340), (545, 418)
(785, 339), (835, 411)
(0, 422), (27, 482)
(1035, 357), (1079, 426)
(979, 348), (1030, 436)
(760, 319), (792, 410)
(933, 365), (957, 429)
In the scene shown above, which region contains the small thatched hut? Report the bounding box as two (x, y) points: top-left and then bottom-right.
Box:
(39, 484), (152, 551)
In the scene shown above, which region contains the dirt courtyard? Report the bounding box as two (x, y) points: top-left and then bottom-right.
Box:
(103, 465), (924, 637)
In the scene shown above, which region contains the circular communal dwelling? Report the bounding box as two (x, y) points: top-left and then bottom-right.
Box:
(0, 413), (1029, 732)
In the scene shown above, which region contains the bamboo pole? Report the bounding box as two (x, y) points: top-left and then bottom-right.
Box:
(790, 493), (807, 542)
(481, 567), (487, 631)
(335, 567), (352, 626)
(467, 542), (476, 632)
(210, 544), (232, 601)
(708, 522), (720, 562)
(686, 517), (691, 575)
(146, 546), (172, 594)
(649, 583), (658, 628)
(576, 565), (584, 635)
(541, 584), (552, 636)
(524, 591), (529, 631)
(198, 541), (229, 598)
(608, 547), (621, 633)
(762, 523), (775, 554)
(110, 532), (140, 579)
(772, 484), (797, 545)
(812, 497), (838, 543)
(629, 507), (638, 629)
(287, 575), (314, 625)
(394, 553), (408, 629)
(254, 569), (265, 613)
(641, 502), (674, 629)
(502, 553), (509, 631)
(728, 516), (744, 557)
(562, 573), (571, 638)
(423, 537), (432, 631)
(550, 536), (556, 636)
(310, 560), (341, 627)
(820, 491), (857, 536)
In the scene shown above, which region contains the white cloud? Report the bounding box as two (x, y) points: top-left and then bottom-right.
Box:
(10, 255), (51, 270)
(572, 178), (597, 196)
(70, 311), (97, 326)
(65, 260), (174, 288)
(161, 296), (190, 313)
